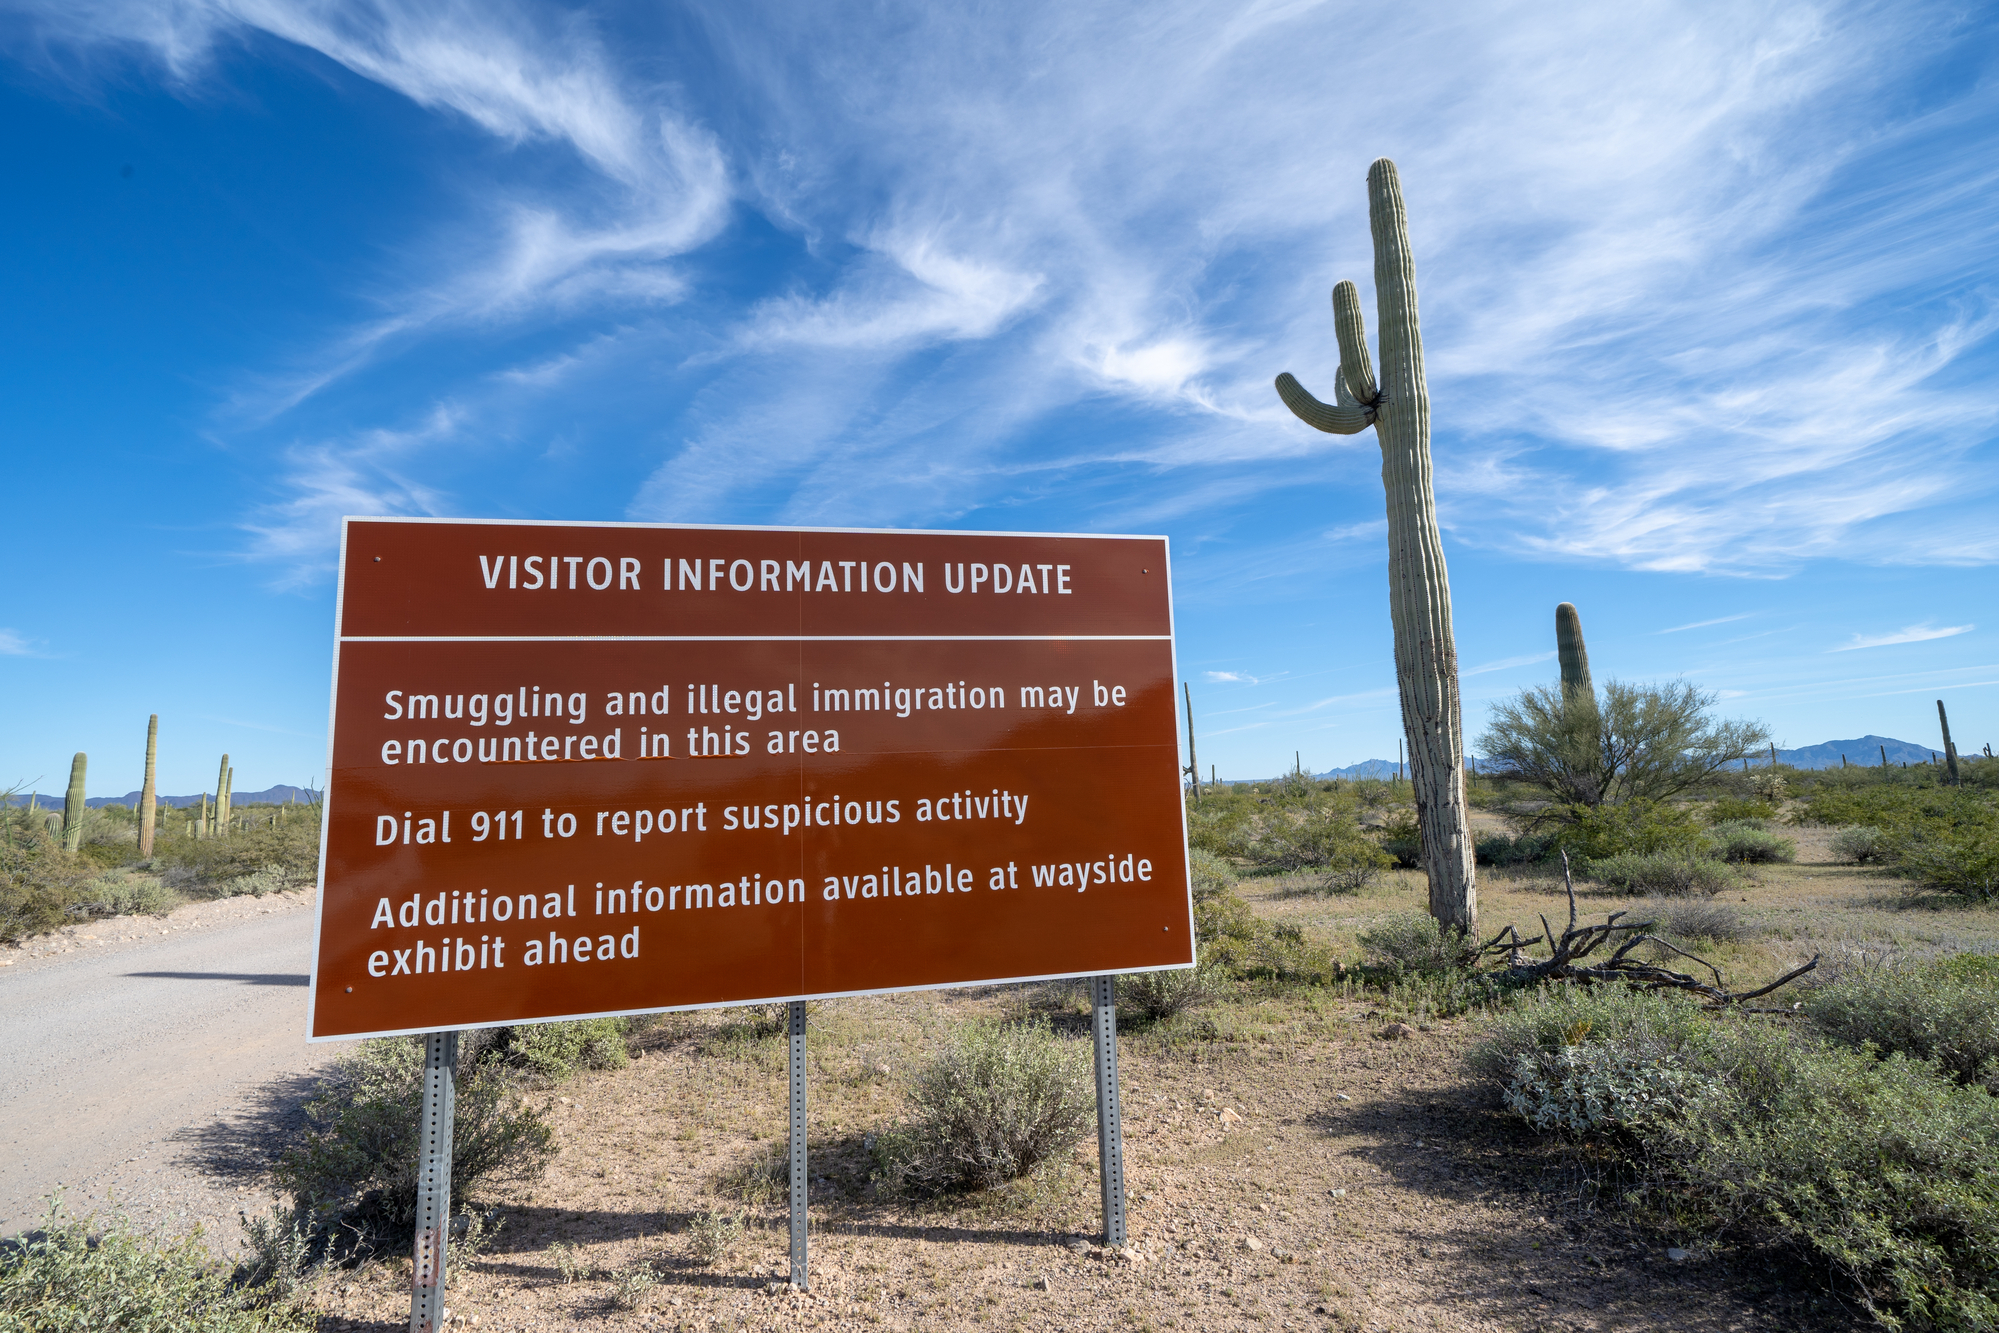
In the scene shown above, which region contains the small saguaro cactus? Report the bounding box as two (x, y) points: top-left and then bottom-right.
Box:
(1938, 699), (1962, 786)
(1274, 157), (1476, 934)
(214, 755), (230, 837)
(62, 752), (87, 852)
(139, 715), (159, 858)
(1555, 603), (1594, 701)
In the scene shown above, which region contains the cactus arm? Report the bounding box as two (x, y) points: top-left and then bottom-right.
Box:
(1274, 372), (1372, 434)
(1331, 281), (1377, 405)
(1556, 603), (1594, 699)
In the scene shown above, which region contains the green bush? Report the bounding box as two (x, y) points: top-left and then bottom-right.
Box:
(1118, 964), (1222, 1021)
(1896, 827), (1999, 900)
(1707, 797), (1777, 823)
(152, 810), (321, 894)
(274, 1037), (554, 1236)
(1587, 853), (1743, 898)
(1477, 987), (1999, 1329)
(81, 869), (181, 917)
(1549, 799), (1707, 861)
(1475, 831), (1552, 866)
(1187, 847), (1234, 901)
(0, 1199), (311, 1331)
(490, 1018), (631, 1080)
(1704, 821), (1795, 864)
(0, 820), (97, 942)
(1803, 956), (1999, 1089)
(1357, 911), (1474, 975)
(1831, 825), (1889, 864)
(871, 1019), (1094, 1196)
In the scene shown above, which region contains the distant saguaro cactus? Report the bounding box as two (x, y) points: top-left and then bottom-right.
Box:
(1555, 603), (1594, 700)
(1274, 157), (1476, 933)
(1938, 700), (1962, 787)
(62, 753), (86, 852)
(223, 765), (234, 835)
(214, 755), (230, 837)
(138, 715), (159, 858)
(199, 792), (210, 839)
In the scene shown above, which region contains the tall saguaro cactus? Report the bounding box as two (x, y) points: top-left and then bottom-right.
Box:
(214, 754), (231, 838)
(1274, 158), (1476, 932)
(62, 753), (87, 852)
(1555, 603), (1594, 700)
(139, 715), (159, 858)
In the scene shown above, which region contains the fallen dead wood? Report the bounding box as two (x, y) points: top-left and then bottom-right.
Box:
(1472, 852), (1817, 1008)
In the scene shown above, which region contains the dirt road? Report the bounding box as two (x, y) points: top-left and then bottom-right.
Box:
(0, 889), (342, 1248)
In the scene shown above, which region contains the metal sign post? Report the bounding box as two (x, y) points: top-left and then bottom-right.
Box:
(410, 1030), (458, 1333)
(788, 1000), (809, 1290)
(1090, 975), (1127, 1248)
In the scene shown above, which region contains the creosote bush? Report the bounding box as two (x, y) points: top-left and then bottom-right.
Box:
(1705, 820), (1795, 864)
(1357, 911), (1474, 975)
(1830, 825), (1888, 864)
(1645, 897), (1752, 945)
(489, 1017), (630, 1081)
(1477, 983), (1999, 1330)
(0, 818), (97, 942)
(871, 1018), (1093, 1197)
(1118, 964), (1222, 1022)
(1587, 853), (1743, 898)
(0, 1199), (312, 1331)
(274, 1034), (555, 1238)
(1802, 954), (1999, 1089)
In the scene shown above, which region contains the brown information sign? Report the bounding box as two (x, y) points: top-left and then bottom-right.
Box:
(307, 519), (1193, 1040)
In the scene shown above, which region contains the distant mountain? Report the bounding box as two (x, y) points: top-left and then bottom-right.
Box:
(1316, 759), (1402, 780)
(4, 784), (320, 810)
(1750, 736), (1959, 770)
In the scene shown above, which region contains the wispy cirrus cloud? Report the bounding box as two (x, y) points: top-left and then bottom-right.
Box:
(1830, 623), (1976, 652)
(0, 629), (37, 657)
(1658, 613), (1756, 634)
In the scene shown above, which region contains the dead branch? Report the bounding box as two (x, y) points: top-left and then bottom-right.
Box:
(1475, 850), (1819, 1008)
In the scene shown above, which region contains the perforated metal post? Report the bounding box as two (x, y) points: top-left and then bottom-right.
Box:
(788, 1000), (809, 1290)
(1090, 976), (1127, 1248)
(410, 1030), (458, 1333)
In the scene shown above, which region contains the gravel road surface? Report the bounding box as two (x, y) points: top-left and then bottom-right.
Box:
(0, 889), (344, 1251)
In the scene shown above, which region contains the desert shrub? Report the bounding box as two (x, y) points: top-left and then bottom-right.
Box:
(715, 1144), (788, 1206)
(1796, 783), (1996, 841)
(1587, 852), (1743, 898)
(489, 1018), (630, 1080)
(0, 821), (95, 942)
(871, 1019), (1093, 1196)
(1645, 897), (1752, 944)
(1376, 811), (1423, 868)
(151, 810), (320, 894)
(1830, 825), (1888, 864)
(81, 869), (181, 916)
(1192, 883), (1260, 951)
(1475, 831), (1552, 866)
(1118, 964), (1221, 1021)
(612, 1262), (661, 1310)
(1187, 847), (1234, 901)
(1548, 799), (1707, 861)
(1896, 827), (1999, 900)
(1184, 796), (1258, 860)
(273, 1037), (554, 1236)
(1706, 797), (1777, 823)
(1478, 988), (1999, 1329)
(1803, 955), (1999, 1089)
(1357, 911), (1475, 975)
(1248, 803), (1386, 875)
(0, 1199), (311, 1331)
(1705, 821), (1795, 864)
(685, 1213), (744, 1265)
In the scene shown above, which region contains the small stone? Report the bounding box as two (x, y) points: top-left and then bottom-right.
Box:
(1379, 1023), (1417, 1040)
(1242, 1237), (1263, 1252)
(1315, 1305), (1331, 1316)
(1065, 1238), (1090, 1254)
(1201, 1088), (1219, 1101)
(1033, 1275), (1052, 1291)
(1667, 1247), (1689, 1262)
(1334, 1093), (1351, 1102)
(1218, 1108), (1243, 1126)
(1329, 1188), (1347, 1199)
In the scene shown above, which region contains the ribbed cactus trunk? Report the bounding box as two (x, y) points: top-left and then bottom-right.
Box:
(1555, 603), (1594, 700)
(1274, 157), (1476, 933)
(138, 715), (159, 858)
(1938, 700), (1962, 786)
(62, 753), (86, 853)
(214, 755), (230, 838)
(223, 765), (234, 835)
(200, 793), (210, 839)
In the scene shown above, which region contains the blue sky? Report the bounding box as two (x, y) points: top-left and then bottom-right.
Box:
(2, 0), (1995, 796)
